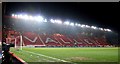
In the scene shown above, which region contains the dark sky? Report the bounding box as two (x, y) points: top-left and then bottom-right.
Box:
(3, 2), (119, 32)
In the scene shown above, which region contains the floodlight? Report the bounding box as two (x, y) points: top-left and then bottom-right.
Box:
(81, 25), (85, 27)
(29, 16), (34, 20)
(34, 17), (40, 22)
(99, 28), (104, 31)
(75, 23), (78, 26)
(17, 15), (22, 18)
(18, 14), (24, 19)
(44, 19), (47, 22)
(64, 21), (70, 25)
(37, 16), (44, 21)
(91, 26), (97, 29)
(70, 23), (74, 26)
(34, 16), (43, 22)
(23, 15), (29, 20)
(107, 29), (112, 32)
(12, 14), (15, 17)
(78, 24), (81, 26)
(55, 20), (62, 24)
(94, 27), (97, 29)
(14, 14), (18, 18)
(85, 25), (90, 28)
(50, 19), (55, 23)
(105, 29), (112, 32)
(104, 29), (107, 31)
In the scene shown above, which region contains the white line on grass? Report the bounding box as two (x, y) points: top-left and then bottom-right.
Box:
(22, 50), (77, 64)
(42, 58), (54, 62)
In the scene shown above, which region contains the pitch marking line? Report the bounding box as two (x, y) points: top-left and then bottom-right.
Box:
(22, 50), (77, 64)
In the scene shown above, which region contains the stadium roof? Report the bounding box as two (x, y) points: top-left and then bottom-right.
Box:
(3, 2), (119, 33)
(11, 13), (112, 32)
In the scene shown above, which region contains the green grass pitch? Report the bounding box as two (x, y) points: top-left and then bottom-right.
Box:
(10, 47), (118, 64)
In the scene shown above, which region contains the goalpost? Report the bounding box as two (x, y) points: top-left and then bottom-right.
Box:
(6, 35), (23, 50)
(20, 35), (22, 50)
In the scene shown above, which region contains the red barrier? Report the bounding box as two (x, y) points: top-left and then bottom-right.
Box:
(9, 52), (28, 64)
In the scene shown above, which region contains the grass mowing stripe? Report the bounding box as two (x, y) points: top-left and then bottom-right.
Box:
(22, 50), (77, 64)
(10, 47), (118, 62)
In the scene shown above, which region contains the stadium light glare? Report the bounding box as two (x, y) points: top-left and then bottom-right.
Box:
(50, 19), (55, 23)
(37, 16), (44, 21)
(23, 15), (30, 20)
(17, 15), (22, 18)
(55, 20), (62, 24)
(34, 16), (44, 22)
(85, 25), (90, 28)
(44, 19), (47, 22)
(14, 14), (18, 18)
(81, 25), (85, 27)
(12, 14), (15, 17)
(29, 16), (34, 20)
(70, 23), (74, 26)
(105, 29), (112, 32)
(107, 29), (112, 32)
(11, 14), (112, 32)
(34, 16), (39, 21)
(78, 24), (81, 26)
(99, 28), (104, 31)
(91, 26), (97, 29)
(18, 14), (24, 19)
(75, 23), (78, 26)
(104, 29), (107, 31)
(64, 21), (70, 25)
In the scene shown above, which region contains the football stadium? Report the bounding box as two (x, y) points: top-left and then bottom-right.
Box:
(2, 2), (119, 64)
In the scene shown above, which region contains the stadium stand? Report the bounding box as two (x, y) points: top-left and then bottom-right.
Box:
(5, 30), (112, 47)
(3, 16), (118, 47)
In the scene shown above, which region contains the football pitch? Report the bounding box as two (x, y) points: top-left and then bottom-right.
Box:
(10, 47), (118, 64)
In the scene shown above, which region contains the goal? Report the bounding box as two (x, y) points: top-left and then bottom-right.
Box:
(6, 35), (23, 50)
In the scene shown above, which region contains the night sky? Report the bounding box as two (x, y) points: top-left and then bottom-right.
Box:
(3, 2), (119, 33)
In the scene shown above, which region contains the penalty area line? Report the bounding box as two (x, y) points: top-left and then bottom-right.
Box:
(22, 50), (77, 64)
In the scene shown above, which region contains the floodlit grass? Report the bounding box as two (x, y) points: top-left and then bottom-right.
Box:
(10, 47), (118, 63)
